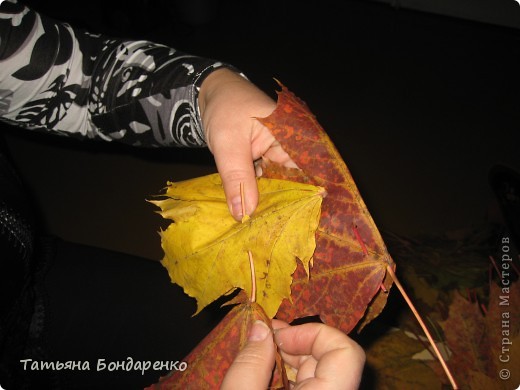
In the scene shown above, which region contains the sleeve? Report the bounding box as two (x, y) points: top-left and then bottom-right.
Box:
(0, 0), (242, 147)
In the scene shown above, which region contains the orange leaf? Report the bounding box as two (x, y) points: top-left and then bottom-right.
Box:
(259, 83), (394, 333)
(146, 293), (287, 389)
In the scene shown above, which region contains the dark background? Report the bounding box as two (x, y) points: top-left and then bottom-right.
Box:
(3, 0), (520, 261)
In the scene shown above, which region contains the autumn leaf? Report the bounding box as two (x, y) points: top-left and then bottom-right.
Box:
(259, 83), (394, 333)
(365, 328), (443, 389)
(150, 173), (324, 318)
(146, 293), (287, 389)
(427, 280), (520, 389)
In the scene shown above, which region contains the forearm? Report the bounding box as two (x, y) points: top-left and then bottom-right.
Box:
(0, 0), (239, 147)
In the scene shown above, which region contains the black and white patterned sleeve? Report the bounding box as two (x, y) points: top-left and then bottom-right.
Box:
(0, 0), (241, 147)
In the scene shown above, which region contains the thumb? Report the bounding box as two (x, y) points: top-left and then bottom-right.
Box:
(214, 145), (259, 221)
(221, 320), (276, 390)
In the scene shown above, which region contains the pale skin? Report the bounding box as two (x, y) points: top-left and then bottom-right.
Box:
(221, 319), (366, 389)
(199, 68), (298, 220)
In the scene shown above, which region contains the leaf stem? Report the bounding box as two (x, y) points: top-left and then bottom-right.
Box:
(426, 316), (450, 362)
(386, 264), (459, 389)
(248, 250), (256, 303)
(240, 182), (257, 303)
(407, 325), (436, 360)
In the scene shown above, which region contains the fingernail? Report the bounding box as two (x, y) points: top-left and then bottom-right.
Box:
(254, 163), (263, 177)
(249, 320), (271, 341)
(230, 196), (243, 220)
(273, 331), (283, 347)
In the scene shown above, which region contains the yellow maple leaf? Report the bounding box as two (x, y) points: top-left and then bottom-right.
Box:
(150, 173), (325, 318)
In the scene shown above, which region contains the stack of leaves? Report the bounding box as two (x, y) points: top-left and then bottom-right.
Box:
(365, 227), (520, 389)
(147, 84), (395, 388)
(429, 281), (520, 389)
(369, 280), (520, 390)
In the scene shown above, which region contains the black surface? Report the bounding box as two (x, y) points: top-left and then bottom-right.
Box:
(3, 0), (520, 259)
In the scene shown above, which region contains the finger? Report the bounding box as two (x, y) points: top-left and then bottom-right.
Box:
(262, 142), (298, 169)
(212, 131), (259, 221)
(250, 121), (298, 170)
(271, 319), (290, 330)
(221, 320), (276, 390)
(274, 323), (365, 389)
(274, 323), (349, 359)
(311, 347), (364, 389)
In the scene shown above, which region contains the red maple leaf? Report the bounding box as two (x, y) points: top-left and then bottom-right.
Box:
(259, 83), (394, 333)
(147, 293), (287, 389)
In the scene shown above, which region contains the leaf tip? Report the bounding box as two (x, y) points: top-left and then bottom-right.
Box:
(272, 77), (284, 89)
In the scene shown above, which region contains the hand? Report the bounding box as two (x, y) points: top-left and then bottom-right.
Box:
(198, 68), (297, 221)
(221, 320), (365, 389)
